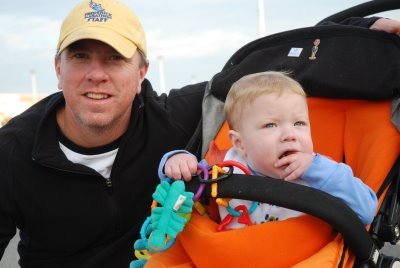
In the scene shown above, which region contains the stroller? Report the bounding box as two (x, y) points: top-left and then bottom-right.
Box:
(139, 1), (400, 267)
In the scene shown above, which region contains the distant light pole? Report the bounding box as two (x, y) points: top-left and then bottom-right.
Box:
(157, 55), (166, 94)
(190, 74), (197, 85)
(30, 69), (38, 103)
(258, 0), (266, 37)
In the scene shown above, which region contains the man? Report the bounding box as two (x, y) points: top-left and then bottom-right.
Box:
(1, 0), (400, 267)
(0, 0), (204, 267)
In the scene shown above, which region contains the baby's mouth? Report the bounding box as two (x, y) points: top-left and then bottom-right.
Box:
(279, 150), (296, 159)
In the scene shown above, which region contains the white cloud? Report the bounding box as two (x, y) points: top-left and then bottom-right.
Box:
(0, 15), (60, 52)
(146, 28), (250, 60)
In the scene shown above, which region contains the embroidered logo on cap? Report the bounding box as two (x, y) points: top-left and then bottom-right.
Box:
(85, 0), (112, 22)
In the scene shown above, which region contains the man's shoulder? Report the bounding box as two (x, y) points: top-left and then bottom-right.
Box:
(141, 79), (206, 101)
(167, 81), (207, 99)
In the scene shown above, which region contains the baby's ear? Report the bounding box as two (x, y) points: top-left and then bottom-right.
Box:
(228, 130), (246, 158)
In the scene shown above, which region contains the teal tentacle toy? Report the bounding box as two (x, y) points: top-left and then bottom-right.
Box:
(130, 179), (194, 268)
(149, 180), (194, 252)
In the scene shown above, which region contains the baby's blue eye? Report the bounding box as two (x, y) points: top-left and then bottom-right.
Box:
(265, 123), (277, 128)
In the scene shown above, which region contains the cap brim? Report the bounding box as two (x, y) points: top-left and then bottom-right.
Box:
(58, 27), (137, 58)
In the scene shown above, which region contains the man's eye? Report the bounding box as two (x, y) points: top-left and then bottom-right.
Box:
(294, 121), (306, 126)
(109, 55), (124, 61)
(265, 123), (277, 128)
(73, 53), (87, 59)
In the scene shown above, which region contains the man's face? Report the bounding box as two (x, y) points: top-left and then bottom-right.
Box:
(55, 39), (148, 140)
(233, 92), (313, 178)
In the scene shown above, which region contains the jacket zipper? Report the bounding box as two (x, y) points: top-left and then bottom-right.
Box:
(33, 156), (120, 231)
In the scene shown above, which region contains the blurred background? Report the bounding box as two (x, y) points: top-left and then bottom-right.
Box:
(1, 1), (399, 266)
(1, 0), (400, 124)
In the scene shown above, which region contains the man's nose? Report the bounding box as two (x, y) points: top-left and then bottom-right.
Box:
(86, 59), (109, 82)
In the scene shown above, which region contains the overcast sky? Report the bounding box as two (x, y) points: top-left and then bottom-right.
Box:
(1, 0), (399, 95)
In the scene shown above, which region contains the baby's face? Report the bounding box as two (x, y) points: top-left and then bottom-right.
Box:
(236, 92), (313, 178)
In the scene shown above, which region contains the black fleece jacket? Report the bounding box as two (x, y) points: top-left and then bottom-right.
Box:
(0, 79), (205, 268)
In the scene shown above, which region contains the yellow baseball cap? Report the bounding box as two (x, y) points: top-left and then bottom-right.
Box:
(57, 0), (147, 58)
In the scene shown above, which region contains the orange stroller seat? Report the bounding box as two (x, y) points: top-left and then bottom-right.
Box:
(146, 98), (400, 268)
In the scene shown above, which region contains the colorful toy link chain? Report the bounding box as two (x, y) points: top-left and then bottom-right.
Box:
(212, 161), (258, 231)
(130, 164), (208, 268)
(130, 161), (253, 267)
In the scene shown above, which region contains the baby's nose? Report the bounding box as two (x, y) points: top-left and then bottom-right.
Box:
(281, 127), (296, 142)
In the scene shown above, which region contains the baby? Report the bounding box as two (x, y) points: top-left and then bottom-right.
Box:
(160, 71), (377, 227)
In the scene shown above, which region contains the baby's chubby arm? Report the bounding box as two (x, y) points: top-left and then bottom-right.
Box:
(158, 150), (198, 181)
(301, 154), (377, 225)
(276, 153), (377, 225)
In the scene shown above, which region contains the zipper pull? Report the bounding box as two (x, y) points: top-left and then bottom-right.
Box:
(105, 178), (113, 193)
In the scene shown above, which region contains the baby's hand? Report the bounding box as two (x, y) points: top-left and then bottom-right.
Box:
(164, 153), (198, 181)
(274, 152), (314, 181)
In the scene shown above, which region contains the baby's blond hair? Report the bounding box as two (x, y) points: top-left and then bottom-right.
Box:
(224, 71), (306, 130)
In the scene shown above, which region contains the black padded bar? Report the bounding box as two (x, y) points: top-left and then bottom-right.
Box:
(186, 174), (375, 261)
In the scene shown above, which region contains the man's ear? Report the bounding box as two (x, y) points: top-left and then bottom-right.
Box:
(136, 62), (149, 94)
(54, 56), (62, 90)
(228, 129), (246, 158)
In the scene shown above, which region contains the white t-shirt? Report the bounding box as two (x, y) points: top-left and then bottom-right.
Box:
(59, 142), (118, 179)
